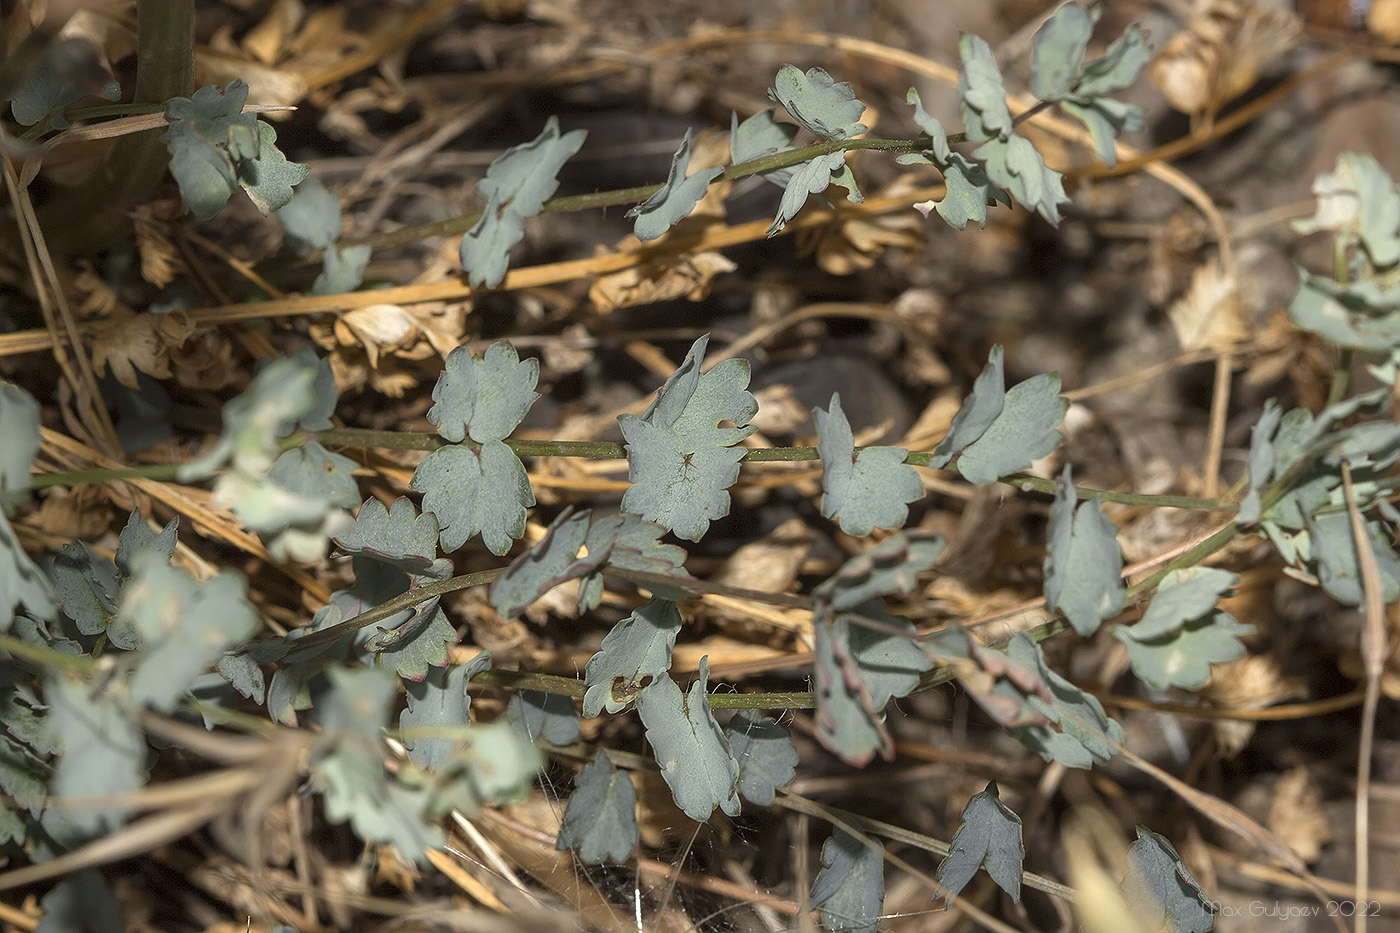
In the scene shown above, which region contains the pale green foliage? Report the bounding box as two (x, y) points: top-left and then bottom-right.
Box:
(460, 117), (587, 287)
(1115, 568), (1252, 689)
(934, 781), (1024, 906)
(400, 652), (491, 771)
(768, 65), (868, 140)
(121, 553), (259, 712)
(0, 382), (40, 507)
(335, 497), (440, 576)
(1294, 151), (1400, 267)
(556, 751), (638, 864)
(620, 335), (756, 541)
(276, 177), (371, 294)
(45, 676), (148, 837)
(412, 342), (539, 554)
(930, 346), (1067, 483)
(7, 38), (119, 129)
(635, 656), (740, 821)
(627, 129), (724, 241)
(1123, 828), (1218, 933)
(1044, 465), (1125, 636)
(162, 80), (308, 219)
(366, 597), (458, 680)
(726, 710), (798, 806)
(901, 89), (1006, 228)
(769, 150), (862, 235)
(583, 597), (682, 718)
(815, 393), (923, 535)
(731, 110), (799, 185)
(1005, 633), (1124, 767)
(811, 829), (884, 933)
(508, 689), (580, 746)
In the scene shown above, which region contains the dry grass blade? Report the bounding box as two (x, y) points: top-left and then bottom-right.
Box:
(1341, 460), (1388, 933)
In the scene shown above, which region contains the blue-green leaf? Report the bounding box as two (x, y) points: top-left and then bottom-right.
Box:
(620, 335), (756, 541)
(1123, 828), (1217, 933)
(216, 651), (265, 704)
(239, 120), (310, 215)
(1006, 633), (1123, 767)
(276, 176), (342, 253)
(336, 497), (439, 576)
(767, 148), (861, 236)
(1060, 96), (1142, 168)
(489, 509), (596, 619)
(509, 689), (580, 746)
(427, 342), (540, 444)
(1030, 3), (1095, 102)
(1294, 152), (1400, 267)
(1044, 466), (1125, 636)
(952, 373), (1066, 484)
(1075, 25), (1153, 98)
(1117, 609), (1252, 691)
(459, 117), (586, 288)
(0, 381), (40, 506)
(1309, 510), (1400, 606)
(48, 543), (118, 638)
(934, 781), (1024, 906)
(730, 110), (799, 186)
(367, 597), (458, 681)
(312, 244), (371, 295)
(412, 441), (533, 555)
(9, 38), (118, 129)
(400, 651), (492, 771)
(627, 129), (724, 242)
(35, 870), (125, 933)
(929, 346), (1007, 468)
(114, 511), (177, 577)
(812, 616), (892, 766)
(768, 65), (867, 141)
(0, 513), (56, 624)
(814, 531), (945, 612)
(1131, 568), (1238, 640)
(811, 829), (884, 933)
(848, 600), (934, 707)
(46, 676), (148, 836)
(959, 34), (1014, 140)
(815, 394), (923, 536)
(556, 751), (638, 864)
(974, 134), (1069, 225)
(725, 710), (798, 806)
(583, 597), (682, 718)
(635, 656), (740, 821)
(122, 554), (259, 712)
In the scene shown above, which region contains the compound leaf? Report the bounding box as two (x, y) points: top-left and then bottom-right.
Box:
(1006, 633), (1123, 767)
(930, 346), (1007, 467)
(934, 781), (1024, 905)
(122, 554), (259, 712)
(620, 335), (756, 541)
(635, 657), (740, 821)
(848, 600), (934, 708)
(427, 341), (540, 445)
(812, 616), (892, 767)
(627, 129), (724, 242)
(366, 597), (458, 681)
(509, 689), (581, 746)
(767, 148), (860, 236)
(0, 513), (56, 624)
(460, 117), (587, 288)
(811, 829), (884, 933)
(114, 510), (178, 577)
(162, 81), (256, 220)
(959, 34), (1014, 140)
(726, 710), (798, 806)
(1117, 610), (1252, 690)
(1030, 2), (1094, 101)
(412, 440), (534, 555)
(768, 65), (867, 140)
(8, 37), (118, 129)
(276, 176), (342, 253)
(815, 394), (922, 536)
(953, 375), (1066, 484)
(815, 530), (946, 613)
(1123, 828), (1217, 933)
(1044, 466), (1125, 637)
(335, 497), (439, 576)
(974, 134), (1068, 225)
(556, 751), (638, 864)
(46, 676), (148, 836)
(0, 381), (40, 504)
(1132, 568), (1238, 640)
(48, 543), (118, 638)
(731, 110), (799, 185)
(583, 597), (683, 718)
(239, 120), (309, 215)
(400, 651), (492, 771)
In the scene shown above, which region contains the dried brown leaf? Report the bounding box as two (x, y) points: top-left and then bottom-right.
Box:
(89, 309), (196, 388)
(132, 203), (179, 288)
(1201, 654), (1307, 756)
(589, 251), (736, 313)
(1167, 260), (1246, 352)
(1267, 767), (1330, 863)
(1151, 0), (1301, 120)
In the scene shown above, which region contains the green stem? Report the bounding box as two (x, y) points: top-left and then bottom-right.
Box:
(335, 135), (928, 254)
